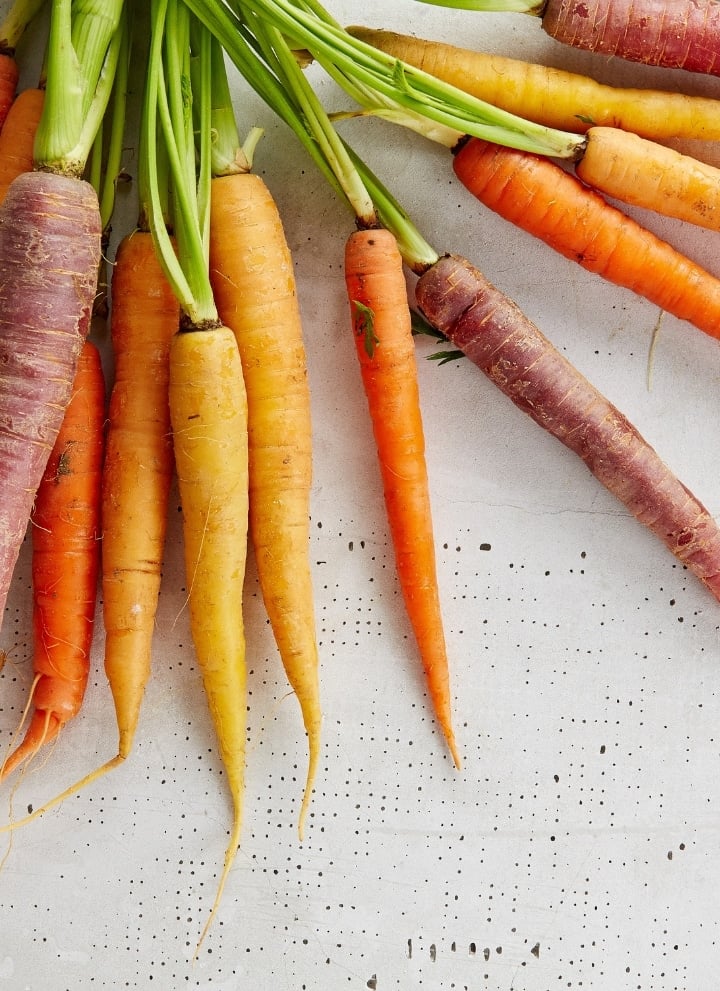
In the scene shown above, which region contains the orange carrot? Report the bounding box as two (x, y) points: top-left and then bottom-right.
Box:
(0, 86), (44, 204)
(453, 137), (720, 342)
(344, 227), (460, 769)
(209, 170), (321, 839)
(0, 227), (180, 821)
(0, 338), (104, 780)
(0, 52), (18, 133)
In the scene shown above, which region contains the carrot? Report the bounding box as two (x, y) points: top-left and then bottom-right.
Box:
(540, 0), (720, 76)
(347, 26), (720, 144)
(209, 167), (321, 840)
(345, 227), (460, 768)
(100, 229), (178, 761)
(414, 0), (720, 77)
(139, 3), (250, 950)
(0, 0), (122, 633)
(0, 86), (44, 204)
(452, 136), (720, 342)
(415, 253), (720, 600)
(0, 53), (18, 132)
(0, 339), (104, 781)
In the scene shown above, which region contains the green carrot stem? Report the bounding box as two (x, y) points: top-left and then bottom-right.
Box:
(0, 0), (47, 53)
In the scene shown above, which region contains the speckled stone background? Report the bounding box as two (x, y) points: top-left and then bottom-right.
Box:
(2, 2), (720, 988)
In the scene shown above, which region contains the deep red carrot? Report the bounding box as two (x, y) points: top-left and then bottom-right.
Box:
(0, 338), (104, 780)
(452, 136), (720, 342)
(415, 253), (720, 599)
(345, 227), (460, 768)
(0, 52), (18, 132)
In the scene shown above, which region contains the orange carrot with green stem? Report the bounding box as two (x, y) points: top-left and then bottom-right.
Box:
(0, 338), (104, 781)
(205, 37), (321, 838)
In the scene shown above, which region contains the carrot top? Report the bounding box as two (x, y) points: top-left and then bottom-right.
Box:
(34, 0), (126, 175)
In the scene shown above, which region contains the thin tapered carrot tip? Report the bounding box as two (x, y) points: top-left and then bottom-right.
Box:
(0, 709), (59, 782)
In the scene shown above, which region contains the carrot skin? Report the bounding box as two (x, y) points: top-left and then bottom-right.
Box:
(0, 87), (44, 204)
(102, 230), (179, 759)
(345, 228), (460, 768)
(0, 171), (101, 629)
(209, 171), (321, 838)
(347, 26), (720, 143)
(0, 52), (19, 133)
(542, 0), (720, 76)
(415, 254), (720, 599)
(1, 338), (105, 780)
(169, 323), (249, 941)
(452, 137), (720, 341)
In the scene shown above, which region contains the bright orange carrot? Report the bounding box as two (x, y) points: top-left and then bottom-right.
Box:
(453, 137), (720, 341)
(209, 170), (321, 839)
(0, 338), (104, 781)
(0, 86), (44, 204)
(344, 227), (460, 769)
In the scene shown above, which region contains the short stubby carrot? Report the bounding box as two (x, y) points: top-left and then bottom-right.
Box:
(0, 87), (44, 204)
(541, 0), (720, 76)
(0, 170), (101, 631)
(415, 254), (720, 600)
(0, 338), (105, 780)
(169, 321), (249, 945)
(345, 228), (460, 769)
(452, 137), (720, 341)
(209, 170), (321, 839)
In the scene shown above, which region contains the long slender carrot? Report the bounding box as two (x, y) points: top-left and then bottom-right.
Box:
(0, 86), (44, 204)
(0, 53), (18, 132)
(209, 168), (321, 840)
(415, 253), (720, 600)
(347, 26), (720, 143)
(345, 227), (460, 768)
(0, 338), (104, 780)
(101, 228), (178, 762)
(452, 136), (720, 341)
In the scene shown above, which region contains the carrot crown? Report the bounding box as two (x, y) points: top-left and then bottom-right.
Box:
(34, 0), (126, 176)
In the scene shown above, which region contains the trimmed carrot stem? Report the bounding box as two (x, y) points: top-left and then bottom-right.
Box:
(345, 227), (460, 768)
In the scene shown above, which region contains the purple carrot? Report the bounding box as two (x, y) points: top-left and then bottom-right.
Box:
(541, 0), (720, 76)
(415, 253), (720, 599)
(0, 171), (102, 627)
